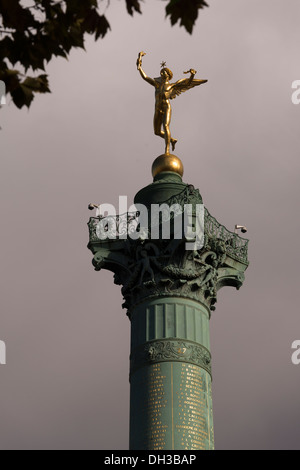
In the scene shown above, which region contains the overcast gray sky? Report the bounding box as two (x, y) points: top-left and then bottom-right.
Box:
(0, 0), (300, 450)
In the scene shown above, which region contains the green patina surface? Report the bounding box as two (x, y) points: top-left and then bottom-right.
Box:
(130, 362), (214, 450)
(87, 170), (249, 450)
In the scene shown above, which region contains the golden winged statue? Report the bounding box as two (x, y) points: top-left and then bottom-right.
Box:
(137, 51), (207, 155)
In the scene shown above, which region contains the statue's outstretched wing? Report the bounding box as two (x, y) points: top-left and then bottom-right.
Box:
(169, 79), (207, 100)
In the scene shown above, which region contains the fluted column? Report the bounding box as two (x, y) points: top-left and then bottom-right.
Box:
(129, 297), (214, 450)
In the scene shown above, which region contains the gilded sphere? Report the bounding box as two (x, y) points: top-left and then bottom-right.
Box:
(152, 154), (184, 178)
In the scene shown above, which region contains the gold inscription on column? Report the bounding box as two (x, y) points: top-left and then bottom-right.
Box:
(175, 363), (213, 450)
(144, 363), (168, 449)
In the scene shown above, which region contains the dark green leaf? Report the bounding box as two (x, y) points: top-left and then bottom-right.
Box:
(11, 84), (35, 109)
(95, 15), (110, 40)
(0, 0), (38, 31)
(166, 0), (209, 34)
(125, 0), (142, 16)
(23, 74), (50, 93)
(0, 67), (22, 95)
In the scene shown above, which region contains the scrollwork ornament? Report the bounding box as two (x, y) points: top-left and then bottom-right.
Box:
(130, 339), (212, 378)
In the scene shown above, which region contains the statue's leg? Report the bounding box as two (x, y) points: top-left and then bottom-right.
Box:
(163, 107), (172, 154)
(154, 110), (165, 140)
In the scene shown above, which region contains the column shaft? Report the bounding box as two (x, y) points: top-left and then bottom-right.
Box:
(129, 297), (214, 450)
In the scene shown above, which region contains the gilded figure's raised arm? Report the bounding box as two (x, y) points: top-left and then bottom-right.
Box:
(136, 51), (156, 87)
